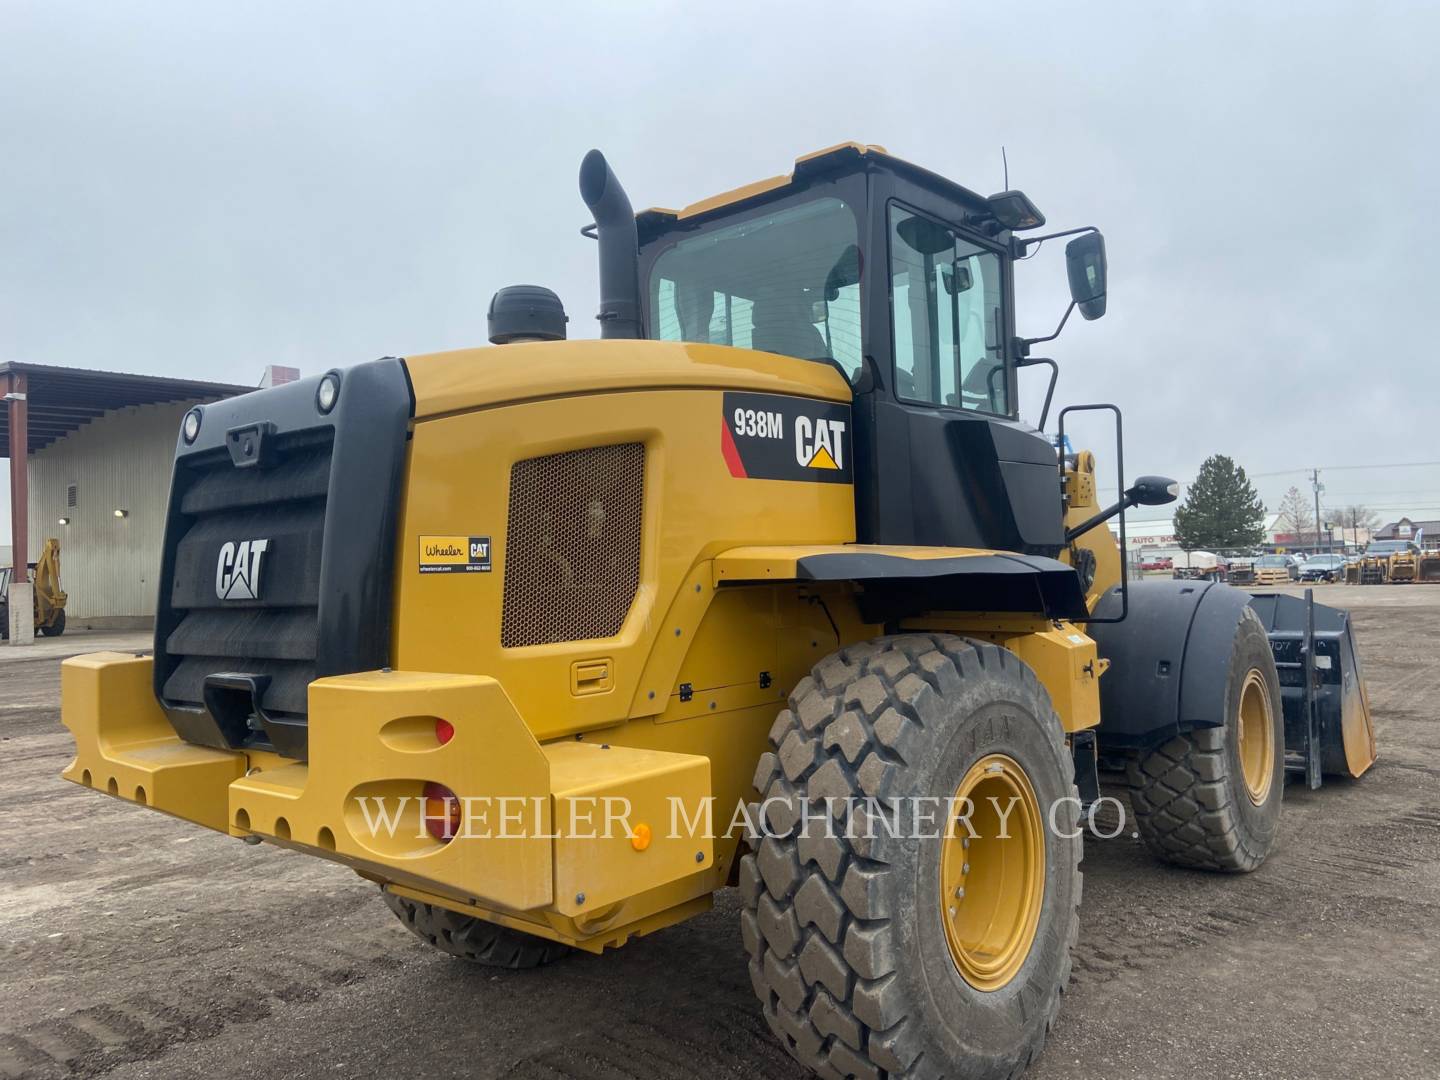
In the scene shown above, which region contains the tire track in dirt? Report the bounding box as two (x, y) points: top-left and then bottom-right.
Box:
(0, 923), (411, 1079)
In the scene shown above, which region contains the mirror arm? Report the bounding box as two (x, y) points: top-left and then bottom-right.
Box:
(1066, 490), (1141, 546)
(1020, 300), (1075, 350)
(1016, 224), (1098, 256)
(1016, 356), (1059, 431)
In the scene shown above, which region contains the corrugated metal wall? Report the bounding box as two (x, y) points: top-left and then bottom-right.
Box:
(25, 401), (200, 619)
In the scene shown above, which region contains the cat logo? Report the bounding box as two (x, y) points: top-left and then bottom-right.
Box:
(215, 539), (270, 601)
(795, 416), (845, 471)
(721, 391), (853, 485)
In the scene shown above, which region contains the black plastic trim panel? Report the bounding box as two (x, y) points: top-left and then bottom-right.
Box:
(789, 550), (1088, 622)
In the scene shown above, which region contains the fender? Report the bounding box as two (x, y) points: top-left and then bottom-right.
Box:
(1086, 579), (1254, 751)
(712, 544), (1089, 622)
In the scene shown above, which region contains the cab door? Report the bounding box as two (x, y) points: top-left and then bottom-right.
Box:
(854, 196), (1064, 555)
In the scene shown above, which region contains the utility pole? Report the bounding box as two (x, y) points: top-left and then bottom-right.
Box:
(1311, 468), (1325, 555)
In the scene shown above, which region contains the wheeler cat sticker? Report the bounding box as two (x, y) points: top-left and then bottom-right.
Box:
(721, 392), (853, 484)
(419, 535), (492, 573)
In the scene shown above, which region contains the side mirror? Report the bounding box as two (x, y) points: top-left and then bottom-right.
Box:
(1126, 475), (1179, 507)
(1065, 232), (1107, 320)
(941, 263), (973, 296)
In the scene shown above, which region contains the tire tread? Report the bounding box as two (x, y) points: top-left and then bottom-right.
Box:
(739, 634), (1080, 1079)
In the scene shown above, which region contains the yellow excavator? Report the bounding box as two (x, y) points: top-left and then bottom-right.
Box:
(1, 537), (67, 638)
(59, 144), (1376, 1079)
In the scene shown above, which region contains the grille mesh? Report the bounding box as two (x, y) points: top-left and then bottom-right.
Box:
(501, 443), (644, 648)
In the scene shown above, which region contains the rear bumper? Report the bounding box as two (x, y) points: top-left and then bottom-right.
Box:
(62, 652), (714, 945)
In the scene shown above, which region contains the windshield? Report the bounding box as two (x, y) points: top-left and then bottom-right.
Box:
(649, 196), (862, 379)
(1257, 555), (1290, 566)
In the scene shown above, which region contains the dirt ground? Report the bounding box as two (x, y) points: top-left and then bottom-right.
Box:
(2, 585), (1438, 1080)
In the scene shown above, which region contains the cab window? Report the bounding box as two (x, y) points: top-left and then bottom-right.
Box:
(889, 204), (1007, 413)
(650, 197), (863, 380)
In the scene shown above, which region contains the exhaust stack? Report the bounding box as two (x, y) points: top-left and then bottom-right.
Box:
(579, 149), (642, 340)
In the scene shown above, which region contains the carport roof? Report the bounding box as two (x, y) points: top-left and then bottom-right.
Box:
(0, 361), (253, 455)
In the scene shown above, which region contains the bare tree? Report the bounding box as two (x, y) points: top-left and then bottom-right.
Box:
(1327, 504), (1381, 548)
(1275, 486), (1313, 542)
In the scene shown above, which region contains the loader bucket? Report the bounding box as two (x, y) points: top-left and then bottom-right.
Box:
(1419, 551), (1440, 583)
(1247, 591), (1377, 786)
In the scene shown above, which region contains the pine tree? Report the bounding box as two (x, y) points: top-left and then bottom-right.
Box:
(1173, 454), (1266, 551)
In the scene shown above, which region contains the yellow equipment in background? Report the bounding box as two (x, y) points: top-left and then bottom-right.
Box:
(1357, 539), (1419, 584)
(1419, 548), (1440, 582)
(33, 538), (68, 635)
(1, 537), (67, 638)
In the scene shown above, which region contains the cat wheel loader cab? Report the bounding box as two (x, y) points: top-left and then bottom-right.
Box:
(60, 143), (1376, 1080)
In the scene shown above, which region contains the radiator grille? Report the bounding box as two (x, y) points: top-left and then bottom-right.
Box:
(501, 443), (644, 648)
(159, 430), (333, 718)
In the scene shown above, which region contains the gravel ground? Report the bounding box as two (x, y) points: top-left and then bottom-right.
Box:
(2, 586), (1437, 1080)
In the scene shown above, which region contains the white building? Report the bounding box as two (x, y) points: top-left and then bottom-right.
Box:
(3, 363), (253, 630)
(1109, 513), (1284, 562)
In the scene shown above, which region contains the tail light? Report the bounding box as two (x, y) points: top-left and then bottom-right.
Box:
(422, 782), (461, 842)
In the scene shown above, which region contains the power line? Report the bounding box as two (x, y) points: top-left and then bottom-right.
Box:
(1248, 460), (1440, 478)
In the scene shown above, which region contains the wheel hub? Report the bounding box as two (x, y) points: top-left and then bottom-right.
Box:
(940, 754), (1045, 992)
(1237, 668), (1275, 805)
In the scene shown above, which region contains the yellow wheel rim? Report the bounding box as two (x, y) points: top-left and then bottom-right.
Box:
(1237, 669), (1275, 806)
(940, 754), (1045, 992)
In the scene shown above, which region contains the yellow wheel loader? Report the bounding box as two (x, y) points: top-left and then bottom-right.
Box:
(1, 537), (67, 639)
(61, 144), (1377, 1079)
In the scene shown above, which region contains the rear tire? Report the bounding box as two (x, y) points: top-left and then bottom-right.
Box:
(1127, 607), (1284, 872)
(382, 890), (570, 969)
(39, 609), (66, 636)
(740, 635), (1081, 1080)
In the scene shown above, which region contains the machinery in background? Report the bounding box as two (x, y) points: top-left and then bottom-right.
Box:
(1355, 538), (1420, 584)
(1418, 547), (1440, 582)
(0, 538), (68, 639)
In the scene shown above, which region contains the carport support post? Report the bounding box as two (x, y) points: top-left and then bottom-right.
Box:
(5, 370), (32, 645)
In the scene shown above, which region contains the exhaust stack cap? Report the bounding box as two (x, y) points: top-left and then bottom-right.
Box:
(487, 284), (569, 345)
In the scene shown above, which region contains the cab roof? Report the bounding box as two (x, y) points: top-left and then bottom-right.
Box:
(635, 141), (994, 239)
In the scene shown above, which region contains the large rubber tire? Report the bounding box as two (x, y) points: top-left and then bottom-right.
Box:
(39, 609), (66, 636)
(740, 635), (1082, 1080)
(1127, 607), (1284, 872)
(382, 890), (570, 969)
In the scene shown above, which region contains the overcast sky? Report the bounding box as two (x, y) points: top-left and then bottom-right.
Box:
(3, 1), (1438, 541)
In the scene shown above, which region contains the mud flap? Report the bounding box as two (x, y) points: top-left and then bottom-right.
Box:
(1247, 590), (1377, 784)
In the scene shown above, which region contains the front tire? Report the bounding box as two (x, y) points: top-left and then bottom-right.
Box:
(382, 890), (570, 969)
(1127, 607), (1284, 872)
(740, 635), (1081, 1080)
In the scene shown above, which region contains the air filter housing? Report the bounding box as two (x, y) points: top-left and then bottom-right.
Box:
(487, 285), (568, 344)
